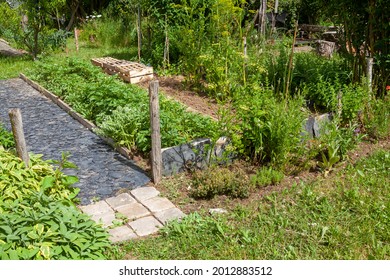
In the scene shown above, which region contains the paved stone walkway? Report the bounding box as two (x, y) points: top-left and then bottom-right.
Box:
(80, 186), (185, 242)
(0, 78), (185, 242)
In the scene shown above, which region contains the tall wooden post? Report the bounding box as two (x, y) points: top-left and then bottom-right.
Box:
(259, 0), (267, 36)
(9, 108), (29, 167)
(243, 36), (247, 86)
(74, 28), (79, 52)
(137, 5), (141, 63)
(149, 80), (162, 184)
(366, 57), (373, 94)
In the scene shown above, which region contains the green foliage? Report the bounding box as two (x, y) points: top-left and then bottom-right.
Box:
(316, 119), (362, 173)
(0, 124), (14, 149)
(111, 150), (390, 260)
(226, 87), (306, 166)
(27, 58), (217, 153)
(363, 96), (390, 140)
(250, 166), (284, 187)
(0, 3), (21, 44)
(190, 165), (253, 199)
(0, 149), (110, 260)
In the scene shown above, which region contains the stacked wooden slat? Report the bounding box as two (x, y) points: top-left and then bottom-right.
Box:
(91, 57), (153, 84)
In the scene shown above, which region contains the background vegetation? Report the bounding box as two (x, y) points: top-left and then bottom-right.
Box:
(0, 0), (389, 260)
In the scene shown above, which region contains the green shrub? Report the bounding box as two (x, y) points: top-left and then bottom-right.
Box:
(250, 166), (284, 187)
(0, 124), (14, 149)
(0, 150), (110, 260)
(363, 96), (390, 140)
(190, 165), (253, 199)
(227, 87), (306, 167)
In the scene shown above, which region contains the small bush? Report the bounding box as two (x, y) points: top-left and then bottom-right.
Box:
(0, 124), (14, 149)
(363, 97), (390, 140)
(190, 165), (253, 199)
(227, 87), (306, 167)
(250, 166), (284, 187)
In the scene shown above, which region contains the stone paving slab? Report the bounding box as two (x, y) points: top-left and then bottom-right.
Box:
(128, 216), (163, 237)
(116, 202), (150, 221)
(154, 207), (186, 225)
(142, 196), (176, 213)
(130, 186), (160, 202)
(108, 226), (138, 243)
(80, 187), (186, 242)
(106, 193), (136, 210)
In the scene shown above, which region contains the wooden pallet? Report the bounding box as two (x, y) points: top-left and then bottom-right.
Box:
(91, 57), (153, 84)
(116, 62), (153, 84)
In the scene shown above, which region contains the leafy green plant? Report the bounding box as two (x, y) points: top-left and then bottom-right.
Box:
(363, 96), (390, 140)
(0, 124), (14, 149)
(0, 149), (110, 260)
(250, 166), (284, 187)
(190, 165), (253, 199)
(317, 141), (340, 173)
(226, 87), (306, 167)
(27, 58), (218, 153)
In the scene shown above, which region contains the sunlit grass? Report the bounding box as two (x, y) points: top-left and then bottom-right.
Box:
(109, 150), (390, 260)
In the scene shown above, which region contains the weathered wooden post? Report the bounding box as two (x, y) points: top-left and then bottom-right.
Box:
(243, 36), (247, 85)
(74, 28), (79, 52)
(149, 80), (162, 184)
(137, 5), (142, 63)
(337, 90), (343, 118)
(366, 57), (373, 94)
(9, 108), (29, 167)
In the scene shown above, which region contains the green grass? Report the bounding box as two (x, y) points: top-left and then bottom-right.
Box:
(0, 37), (139, 80)
(0, 55), (35, 79)
(109, 149), (390, 260)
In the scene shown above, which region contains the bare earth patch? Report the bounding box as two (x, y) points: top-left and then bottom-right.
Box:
(139, 75), (220, 120)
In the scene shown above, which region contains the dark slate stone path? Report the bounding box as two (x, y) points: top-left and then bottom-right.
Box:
(0, 78), (150, 205)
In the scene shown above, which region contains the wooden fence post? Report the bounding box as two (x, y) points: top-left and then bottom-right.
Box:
(74, 28), (79, 52)
(9, 108), (29, 167)
(366, 57), (373, 94)
(137, 5), (142, 63)
(149, 80), (162, 184)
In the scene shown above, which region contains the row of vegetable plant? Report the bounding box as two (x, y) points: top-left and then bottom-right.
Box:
(26, 58), (219, 153)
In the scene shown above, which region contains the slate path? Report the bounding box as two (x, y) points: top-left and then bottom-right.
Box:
(0, 78), (150, 205)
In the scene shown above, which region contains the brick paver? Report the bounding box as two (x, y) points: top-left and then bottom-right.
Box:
(129, 216), (163, 237)
(81, 187), (186, 241)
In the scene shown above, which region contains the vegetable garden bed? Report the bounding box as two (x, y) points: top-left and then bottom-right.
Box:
(25, 58), (220, 175)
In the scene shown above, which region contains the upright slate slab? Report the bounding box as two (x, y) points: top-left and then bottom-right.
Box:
(161, 138), (212, 176)
(161, 136), (234, 176)
(302, 113), (333, 139)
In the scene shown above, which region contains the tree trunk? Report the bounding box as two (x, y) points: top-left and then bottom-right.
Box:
(259, 0), (267, 36)
(66, 1), (79, 31)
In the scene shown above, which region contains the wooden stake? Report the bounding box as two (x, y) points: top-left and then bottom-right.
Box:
(74, 28), (79, 52)
(243, 36), (247, 86)
(9, 108), (29, 167)
(285, 21), (298, 99)
(366, 57), (373, 94)
(149, 80), (162, 184)
(137, 5), (141, 63)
